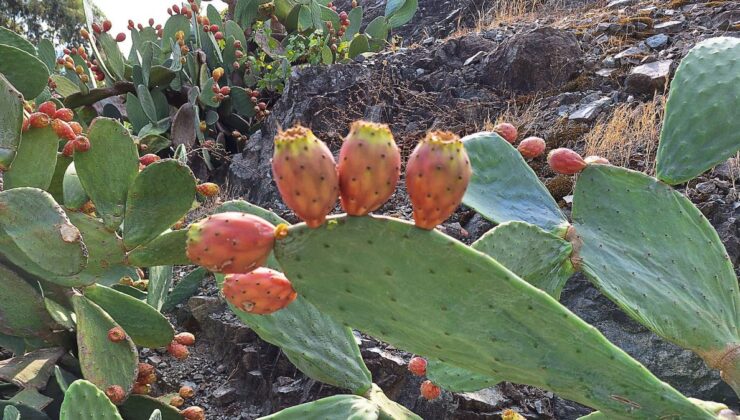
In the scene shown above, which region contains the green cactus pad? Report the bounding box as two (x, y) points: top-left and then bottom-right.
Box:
(0, 25), (35, 55)
(0, 263), (55, 338)
(656, 37), (740, 184)
(71, 295), (138, 396)
(60, 380), (123, 420)
(425, 360), (500, 393)
(213, 200), (373, 394)
(364, 384), (421, 420)
(462, 132), (566, 231)
(97, 33), (126, 81)
(3, 126), (60, 191)
(274, 215), (715, 418)
(45, 297), (75, 330)
(0, 188), (87, 278)
(2, 405), (21, 420)
(52, 212), (135, 287)
(48, 155), (72, 204)
(123, 159), (196, 249)
(572, 165), (740, 389)
(118, 395), (182, 420)
(0, 402), (48, 420)
(148, 410), (162, 420)
(138, 135), (171, 155)
(472, 221), (574, 300)
(147, 265), (173, 311)
(74, 118), (140, 230)
(0, 44), (48, 99)
(259, 395), (381, 420)
(0, 73), (24, 170)
(126, 230), (189, 267)
(162, 15), (191, 53)
(62, 163), (89, 210)
(162, 267), (208, 312)
(84, 285), (175, 348)
(0, 347), (65, 390)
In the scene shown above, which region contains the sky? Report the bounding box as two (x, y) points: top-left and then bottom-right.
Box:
(92, 0), (227, 53)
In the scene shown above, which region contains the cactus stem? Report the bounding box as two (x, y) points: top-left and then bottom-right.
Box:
(565, 225), (583, 270)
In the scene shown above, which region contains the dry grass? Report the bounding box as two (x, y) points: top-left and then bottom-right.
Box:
(446, 0), (566, 38)
(480, 96), (545, 140)
(583, 96), (665, 174)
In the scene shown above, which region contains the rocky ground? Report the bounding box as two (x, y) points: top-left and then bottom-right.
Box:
(144, 0), (740, 418)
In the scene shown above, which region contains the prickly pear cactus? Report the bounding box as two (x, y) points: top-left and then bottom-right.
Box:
(656, 37), (740, 184)
(60, 380), (123, 420)
(0, 73), (23, 170)
(258, 395), (381, 420)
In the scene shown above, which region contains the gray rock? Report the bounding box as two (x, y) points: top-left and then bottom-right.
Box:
(712, 10), (740, 30)
(602, 56), (617, 68)
(569, 97), (612, 122)
(480, 27), (583, 92)
(626, 59), (673, 94)
(654, 20), (685, 33)
(596, 68), (616, 77)
(646, 33), (669, 49)
(606, 0), (636, 8)
(213, 384), (238, 406)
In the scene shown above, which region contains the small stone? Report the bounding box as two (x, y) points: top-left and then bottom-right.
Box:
(569, 97), (611, 122)
(596, 68), (616, 77)
(625, 60), (673, 94)
(654, 20), (684, 33)
(696, 181), (717, 195)
(646, 34), (669, 49)
(213, 385), (237, 406)
(602, 56), (617, 68)
(606, 0), (636, 8)
(614, 44), (648, 61)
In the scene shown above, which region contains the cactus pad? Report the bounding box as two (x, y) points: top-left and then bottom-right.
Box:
(259, 395), (380, 419)
(0, 44), (48, 99)
(0, 188), (87, 278)
(0, 402), (48, 420)
(118, 395), (182, 420)
(364, 384), (421, 419)
(0, 263), (55, 338)
(0, 73), (23, 170)
(60, 380), (123, 420)
(425, 360), (500, 393)
(62, 163), (89, 210)
(274, 215), (715, 418)
(572, 165), (740, 392)
(3, 126), (60, 191)
(122, 159), (196, 249)
(471, 221), (574, 299)
(462, 132), (566, 231)
(126, 230), (189, 267)
(84, 285), (175, 348)
(71, 295), (138, 396)
(74, 118), (140, 230)
(656, 37), (740, 184)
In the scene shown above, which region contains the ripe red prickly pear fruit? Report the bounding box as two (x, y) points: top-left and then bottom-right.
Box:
(272, 126), (339, 228)
(337, 121), (400, 216)
(105, 385), (125, 404)
(54, 108), (74, 122)
(547, 148), (587, 175)
(132, 383), (151, 395)
(420, 380), (441, 400)
(74, 136), (91, 152)
(51, 119), (76, 141)
(408, 357), (427, 376)
(115, 33), (126, 42)
(29, 112), (51, 128)
(179, 385), (195, 399)
(107, 326), (126, 342)
(167, 341), (190, 360)
(406, 131), (472, 230)
(174, 332), (196, 346)
(103, 20), (112, 32)
(222, 268), (298, 315)
(62, 141), (75, 157)
(137, 363), (155, 379)
(22, 117), (30, 132)
(186, 212), (276, 274)
(170, 396), (185, 407)
(69, 121), (83, 135)
(493, 122), (517, 144)
(139, 154), (161, 166)
(584, 155), (610, 165)
(196, 182), (219, 197)
(92, 22), (102, 34)
(38, 101), (57, 117)
(517, 136), (546, 159)
(181, 406), (205, 420)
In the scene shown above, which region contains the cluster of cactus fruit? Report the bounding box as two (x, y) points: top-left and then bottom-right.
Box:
(0, 4), (738, 417)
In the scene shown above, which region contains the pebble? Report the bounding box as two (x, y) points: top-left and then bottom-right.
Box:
(646, 34), (669, 49)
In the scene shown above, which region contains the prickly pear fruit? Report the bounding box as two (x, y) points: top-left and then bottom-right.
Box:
(517, 136), (546, 159)
(494, 122), (518, 144)
(186, 212), (276, 274)
(420, 380), (441, 400)
(502, 409), (526, 420)
(174, 332), (195, 346)
(69, 121), (83, 135)
(29, 112), (51, 128)
(103, 20), (112, 32)
(74, 136), (91, 152)
(406, 131), (472, 230)
(115, 33), (126, 42)
(51, 119), (76, 141)
(139, 154), (160, 166)
(38, 101), (57, 117)
(584, 155), (610, 165)
(272, 126), (339, 228)
(54, 108), (74, 122)
(547, 148), (587, 175)
(22, 117), (30, 132)
(62, 141), (75, 157)
(337, 121), (400, 216)
(222, 268), (298, 315)
(196, 182), (219, 197)
(107, 326), (126, 342)
(170, 396), (185, 407)
(132, 383), (150, 395)
(167, 341), (190, 360)
(408, 357), (427, 377)
(105, 385), (125, 404)
(137, 363), (154, 379)
(179, 386), (195, 399)
(181, 406), (205, 420)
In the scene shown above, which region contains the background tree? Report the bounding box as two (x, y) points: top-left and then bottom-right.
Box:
(0, 0), (105, 46)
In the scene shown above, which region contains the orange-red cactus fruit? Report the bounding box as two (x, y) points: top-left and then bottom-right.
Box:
(222, 268), (298, 315)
